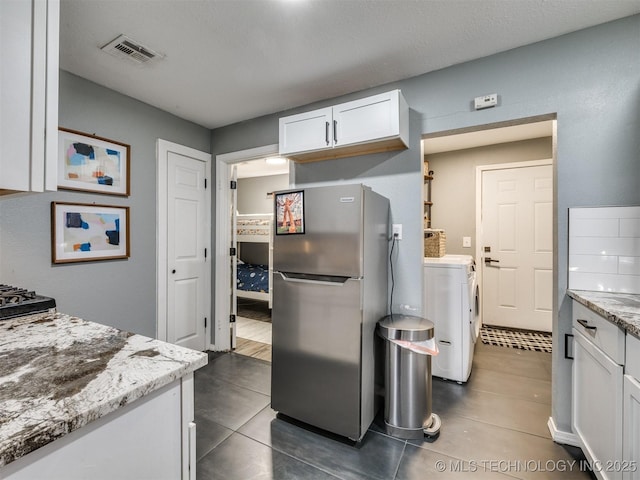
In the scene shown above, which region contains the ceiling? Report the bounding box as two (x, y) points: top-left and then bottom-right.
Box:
(59, 0), (640, 132)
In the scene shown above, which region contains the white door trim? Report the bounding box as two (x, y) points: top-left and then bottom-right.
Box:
(157, 139), (212, 345)
(474, 158), (553, 328)
(213, 143), (280, 351)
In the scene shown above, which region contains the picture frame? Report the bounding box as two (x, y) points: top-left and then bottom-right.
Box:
(51, 202), (130, 264)
(58, 127), (130, 196)
(275, 190), (305, 235)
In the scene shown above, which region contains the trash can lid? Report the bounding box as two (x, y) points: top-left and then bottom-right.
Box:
(377, 314), (435, 342)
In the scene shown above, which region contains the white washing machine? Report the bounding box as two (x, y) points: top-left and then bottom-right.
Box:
(423, 254), (480, 383)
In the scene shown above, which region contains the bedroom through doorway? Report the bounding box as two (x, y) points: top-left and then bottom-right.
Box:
(233, 157), (289, 362)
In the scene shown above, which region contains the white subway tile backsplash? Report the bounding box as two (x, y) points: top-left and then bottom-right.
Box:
(569, 206), (640, 219)
(620, 219), (640, 238)
(569, 271), (640, 293)
(568, 254), (618, 274)
(569, 206), (640, 294)
(569, 236), (640, 257)
(619, 257), (640, 276)
(570, 218), (619, 237)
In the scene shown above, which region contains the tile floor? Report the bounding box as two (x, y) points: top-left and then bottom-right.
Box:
(194, 342), (594, 480)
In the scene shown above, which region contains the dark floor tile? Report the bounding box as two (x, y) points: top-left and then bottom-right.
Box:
(206, 350), (227, 363)
(196, 352), (271, 395)
(431, 379), (551, 438)
(465, 367), (551, 405)
(238, 406), (405, 480)
(195, 375), (270, 431)
(407, 416), (593, 479)
(195, 415), (234, 461)
(197, 433), (341, 480)
(396, 444), (516, 479)
(472, 344), (551, 382)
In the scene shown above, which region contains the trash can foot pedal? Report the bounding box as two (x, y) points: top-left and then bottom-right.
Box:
(423, 413), (441, 437)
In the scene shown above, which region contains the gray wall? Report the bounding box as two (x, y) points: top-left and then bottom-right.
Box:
(211, 15), (640, 434)
(237, 174), (288, 214)
(0, 71), (211, 337)
(427, 137), (552, 255)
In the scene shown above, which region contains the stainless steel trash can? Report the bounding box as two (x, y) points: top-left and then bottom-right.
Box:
(377, 314), (441, 439)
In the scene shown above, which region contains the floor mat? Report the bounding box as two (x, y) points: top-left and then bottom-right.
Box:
(480, 325), (552, 353)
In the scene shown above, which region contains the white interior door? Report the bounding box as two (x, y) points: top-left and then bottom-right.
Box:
(158, 140), (210, 351)
(481, 163), (552, 332)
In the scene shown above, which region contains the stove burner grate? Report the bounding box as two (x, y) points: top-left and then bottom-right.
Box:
(0, 284), (56, 319)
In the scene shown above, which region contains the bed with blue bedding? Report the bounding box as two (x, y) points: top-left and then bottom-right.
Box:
(236, 262), (269, 293)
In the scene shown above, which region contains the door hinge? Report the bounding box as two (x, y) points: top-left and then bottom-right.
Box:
(229, 314), (236, 323)
(230, 180), (237, 190)
(204, 248), (207, 258)
(230, 247), (236, 256)
(204, 317), (207, 328)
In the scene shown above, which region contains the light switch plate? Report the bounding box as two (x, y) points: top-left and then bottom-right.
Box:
(463, 236), (471, 248)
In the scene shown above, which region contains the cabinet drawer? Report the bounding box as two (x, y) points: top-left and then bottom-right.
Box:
(573, 301), (625, 365)
(626, 334), (640, 381)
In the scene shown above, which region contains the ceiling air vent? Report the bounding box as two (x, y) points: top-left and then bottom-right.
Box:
(100, 34), (163, 65)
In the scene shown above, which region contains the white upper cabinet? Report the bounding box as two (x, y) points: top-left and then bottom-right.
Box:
(279, 107), (333, 156)
(0, 0), (59, 195)
(279, 90), (409, 163)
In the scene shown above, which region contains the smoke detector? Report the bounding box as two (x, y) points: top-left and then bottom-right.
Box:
(100, 34), (164, 65)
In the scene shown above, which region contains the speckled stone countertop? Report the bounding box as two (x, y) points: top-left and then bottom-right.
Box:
(567, 290), (640, 338)
(0, 312), (208, 467)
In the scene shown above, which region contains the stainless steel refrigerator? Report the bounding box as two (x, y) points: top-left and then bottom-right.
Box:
(271, 183), (389, 442)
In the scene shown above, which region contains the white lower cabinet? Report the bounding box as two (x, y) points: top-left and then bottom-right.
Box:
(624, 375), (640, 480)
(624, 334), (640, 480)
(1, 375), (197, 480)
(572, 301), (625, 480)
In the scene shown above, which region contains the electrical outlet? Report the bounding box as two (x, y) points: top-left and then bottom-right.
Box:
(463, 236), (471, 248)
(392, 224), (402, 240)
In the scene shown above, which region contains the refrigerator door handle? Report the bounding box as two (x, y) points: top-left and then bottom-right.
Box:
(278, 271), (352, 286)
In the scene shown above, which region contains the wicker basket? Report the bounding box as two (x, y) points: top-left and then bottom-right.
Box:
(424, 229), (446, 257)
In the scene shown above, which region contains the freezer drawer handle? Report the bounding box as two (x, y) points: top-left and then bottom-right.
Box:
(278, 271), (350, 286)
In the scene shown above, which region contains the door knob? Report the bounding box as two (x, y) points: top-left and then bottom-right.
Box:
(484, 257), (499, 265)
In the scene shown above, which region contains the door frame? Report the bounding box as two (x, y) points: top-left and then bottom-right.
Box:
(213, 143), (280, 351)
(156, 139), (212, 346)
(474, 158), (553, 330)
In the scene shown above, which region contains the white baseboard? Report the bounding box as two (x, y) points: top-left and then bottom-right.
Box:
(547, 416), (580, 447)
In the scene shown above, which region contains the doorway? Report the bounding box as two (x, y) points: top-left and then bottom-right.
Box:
(422, 116), (556, 334)
(214, 144), (290, 354)
(234, 160), (289, 361)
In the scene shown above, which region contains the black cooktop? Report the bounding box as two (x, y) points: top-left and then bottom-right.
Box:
(0, 285), (56, 320)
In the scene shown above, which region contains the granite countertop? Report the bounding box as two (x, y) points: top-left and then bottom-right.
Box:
(0, 312), (208, 467)
(567, 290), (640, 338)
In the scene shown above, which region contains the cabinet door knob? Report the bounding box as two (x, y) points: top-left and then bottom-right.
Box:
(325, 122), (330, 145)
(172, 269), (176, 274)
(333, 120), (338, 144)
